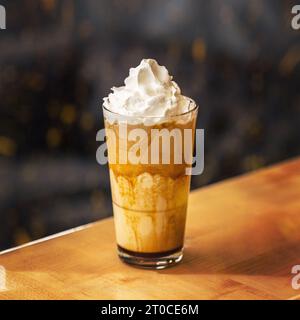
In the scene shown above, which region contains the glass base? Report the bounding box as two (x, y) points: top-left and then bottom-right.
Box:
(117, 245), (183, 269)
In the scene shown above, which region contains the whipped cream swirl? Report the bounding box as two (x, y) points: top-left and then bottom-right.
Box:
(103, 59), (194, 124)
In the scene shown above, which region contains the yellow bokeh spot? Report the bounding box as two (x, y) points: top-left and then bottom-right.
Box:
(47, 128), (62, 148)
(0, 136), (16, 157)
(41, 0), (57, 12)
(60, 104), (77, 125)
(192, 38), (206, 62)
(80, 112), (94, 131)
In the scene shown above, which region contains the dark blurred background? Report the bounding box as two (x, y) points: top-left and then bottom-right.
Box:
(0, 0), (299, 250)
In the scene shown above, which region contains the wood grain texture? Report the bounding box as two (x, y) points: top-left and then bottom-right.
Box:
(1, 158), (300, 300)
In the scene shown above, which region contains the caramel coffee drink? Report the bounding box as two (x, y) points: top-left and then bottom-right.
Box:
(103, 59), (198, 269)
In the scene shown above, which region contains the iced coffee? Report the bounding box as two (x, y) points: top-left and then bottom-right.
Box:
(103, 59), (198, 268)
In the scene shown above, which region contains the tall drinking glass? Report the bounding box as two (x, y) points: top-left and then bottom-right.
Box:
(103, 100), (198, 269)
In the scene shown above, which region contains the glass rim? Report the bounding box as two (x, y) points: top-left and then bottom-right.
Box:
(102, 97), (198, 120)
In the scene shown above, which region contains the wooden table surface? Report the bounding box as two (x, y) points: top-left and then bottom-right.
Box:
(1, 158), (300, 300)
